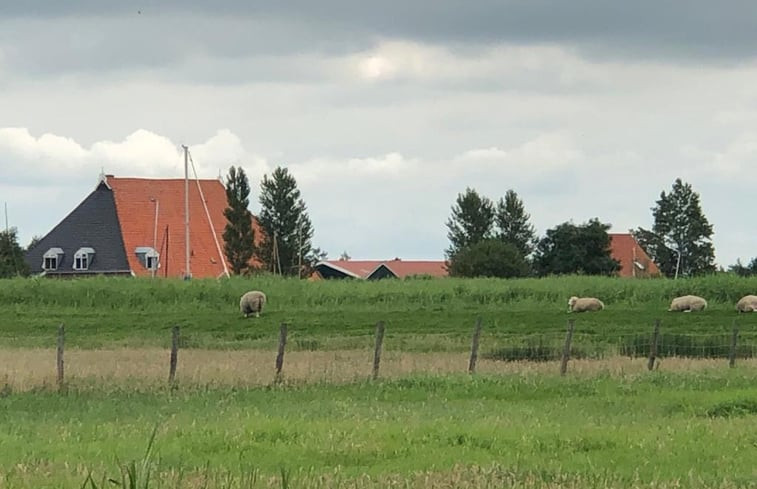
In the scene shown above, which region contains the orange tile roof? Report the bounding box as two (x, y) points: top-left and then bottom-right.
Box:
(107, 176), (261, 278)
(609, 233), (661, 278)
(374, 260), (449, 278)
(319, 259), (449, 279)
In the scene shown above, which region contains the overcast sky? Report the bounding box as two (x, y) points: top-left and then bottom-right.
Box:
(2, 1), (757, 267)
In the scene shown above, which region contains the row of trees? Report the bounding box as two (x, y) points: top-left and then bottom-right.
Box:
(444, 189), (619, 277)
(0, 174), (753, 279)
(223, 166), (325, 277)
(444, 178), (729, 279)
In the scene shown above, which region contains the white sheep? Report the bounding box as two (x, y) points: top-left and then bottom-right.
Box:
(240, 290), (267, 318)
(568, 296), (605, 313)
(668, 295), (707, 312)
(736, 295), (757, 312)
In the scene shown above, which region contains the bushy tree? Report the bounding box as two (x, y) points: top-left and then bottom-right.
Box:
(0, 228), (30, 278)
(223, 166), (256, 275)
(495, 189), (536, 258)
(633, 178), (715, 278)
(729, 258), (757, 277)
(447, 239), (529, 278)
(445, 188), (495, 259)
(257, 166), (315, 277)
(533, 219), (619, 276)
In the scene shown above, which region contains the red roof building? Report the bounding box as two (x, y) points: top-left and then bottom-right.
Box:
(312, 258), (448, 280)
(25, 174), (261, 278)
(609, 233), (661, 278)
(107, 175), (262, 278)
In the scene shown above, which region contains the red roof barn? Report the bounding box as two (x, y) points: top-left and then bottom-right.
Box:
(609, 233), (661, 278)
(312, 258), (448, 280)
(25, 174), (261, 278)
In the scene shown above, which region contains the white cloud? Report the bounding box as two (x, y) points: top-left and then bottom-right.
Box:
(0, 127), (268, 185)
(455, 132), (583, 178)
(3, 125), (756, 266)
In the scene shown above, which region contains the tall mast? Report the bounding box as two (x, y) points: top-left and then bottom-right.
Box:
(183, 145), (190, 280)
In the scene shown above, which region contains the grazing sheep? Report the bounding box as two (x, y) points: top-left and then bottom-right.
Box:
(568, 296), (605, 313)
(240, 290), (267, 318)
(668, 295), (707, 312)
(736, 295), (757, 313)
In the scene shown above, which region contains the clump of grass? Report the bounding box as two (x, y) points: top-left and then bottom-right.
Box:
(705, 399), (757, 418)
(82, 425), (159, 489)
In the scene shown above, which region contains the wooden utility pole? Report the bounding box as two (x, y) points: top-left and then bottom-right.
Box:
(729, 321), (739, 368)
(169, 326), (180, 385)
(560, 320), (575, 376)
(275, 324), (288, 383)
(56, 324), (65, 390)
(468, 318), (483, 374)
(647, 319), (661, 371)
(372, 321), (386, 380)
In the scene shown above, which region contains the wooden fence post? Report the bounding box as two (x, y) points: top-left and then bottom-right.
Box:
(372, 321), (385, 381)
(468, 317), (483, 374)
(168, 326), (180, 385)
(647, 319), (660, 371)
(559, 320), (575, 376)
(56, 324), (65, 390)
(729, 321), (739, 368)
(275, 323), (288, 383)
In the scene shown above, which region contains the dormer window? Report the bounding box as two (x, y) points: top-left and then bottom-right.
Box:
(42, 248), (64, 271)
(74, 247), (95, 270)
(135, 247), (160, 270)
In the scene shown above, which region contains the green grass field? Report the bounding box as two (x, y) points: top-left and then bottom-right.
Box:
(2, 275), (757, 488)
(2, 371), (757, 488)
(1, 275), (757, 353)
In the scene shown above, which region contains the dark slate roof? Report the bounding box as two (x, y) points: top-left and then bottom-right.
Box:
(24, 182), (131, 275)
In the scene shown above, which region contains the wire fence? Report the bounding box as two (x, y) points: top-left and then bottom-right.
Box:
(483, 330), (757, 362)
(15, 318), (757, 392)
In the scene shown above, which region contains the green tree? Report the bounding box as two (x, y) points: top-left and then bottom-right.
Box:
(533, 219), (619, 276)
(222, 166), (256, 275)
(445, 188), (495, 259)
(447, 239), (529, 278)
(0, 228), (30, 278)
(633, 178), (716, 278)
(729, 258), (757, 277)
(257, 166), (314, 277)
(495, 189), (536, 259)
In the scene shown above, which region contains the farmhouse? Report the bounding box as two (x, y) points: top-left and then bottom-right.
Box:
(312, 235), (659, 280)
(608, 233), (661, 278)
(25, 174), (261, 278)
(311, 258), (448, 280)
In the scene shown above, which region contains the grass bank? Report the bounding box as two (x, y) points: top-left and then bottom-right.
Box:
(1, 275), (757, 351)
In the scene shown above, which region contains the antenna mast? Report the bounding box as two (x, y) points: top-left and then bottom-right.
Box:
(183, 145), (191, 280)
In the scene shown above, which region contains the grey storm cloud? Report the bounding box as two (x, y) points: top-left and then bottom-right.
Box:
(3, 0), (757, 70)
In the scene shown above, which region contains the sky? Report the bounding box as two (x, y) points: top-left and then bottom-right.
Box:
(2, 1), (757, 267)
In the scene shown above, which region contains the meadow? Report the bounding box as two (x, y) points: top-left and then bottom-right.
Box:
(1, 274), (756, 352)
(2, 275), (757, 488)
(2, 370), (757, 488)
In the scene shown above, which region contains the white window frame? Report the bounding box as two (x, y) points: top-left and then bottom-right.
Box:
(135, 247), (160, 270)
(42, 248), (64, 271)
(73, 247), (96, 271)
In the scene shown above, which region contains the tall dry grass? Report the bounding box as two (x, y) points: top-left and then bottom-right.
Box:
(1, 347), (753, 392)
